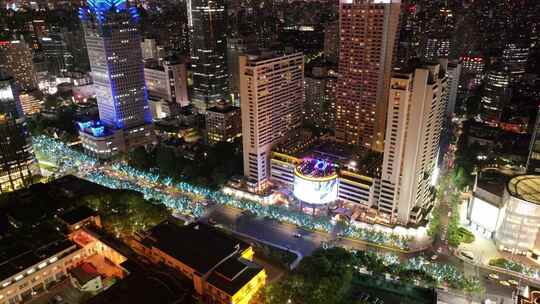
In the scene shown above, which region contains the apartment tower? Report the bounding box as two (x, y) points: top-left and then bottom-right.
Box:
(335, 0), (401, 151)
(378, 61), (448, 225)
(240, 52), (304, 191)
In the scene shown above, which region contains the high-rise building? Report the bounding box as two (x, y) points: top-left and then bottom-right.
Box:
(0, 39), (38, 90)
(141, 38), (158, 61)
(206, 100), (241, 144)
(144, 58), (189, 114)
(423, 37), (451, 61)
(0, 72), (38, 193)
(445, 60), (462, 117)
(527, 108), (540, 174)
(480, 68), (511, 125)
(502, 43), (529, 84)
(227, 35), (257, 107)
(188, 0), (228, 113)
(335, 0), (401, 151)
(304, 66), (337, 132)
(323, 21), (339, 64)
(240, 52), (304, 191)
(77, 0), (154, 159)
(460, 55), (485, 90)
(39, 34), (74, 75)
(378, 61), (448, 225)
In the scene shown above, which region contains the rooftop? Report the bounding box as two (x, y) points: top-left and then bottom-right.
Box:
(0, 238), (76, 280)
(70, 262), (100, 285)
(207, 258), (263, 296)
(87, 271), (192, 304)
(507, 175), (540, 205)
(142, 222), (249, 274)
(476, 169), (513, 198)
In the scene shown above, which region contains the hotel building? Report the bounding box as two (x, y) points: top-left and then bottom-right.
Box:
(240, 51), (304, 191)
(335, 0), (400, 151)
(378, 61), (448, 225)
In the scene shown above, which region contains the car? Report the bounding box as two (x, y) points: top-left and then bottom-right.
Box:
(488, 273), (499, 280)
(293, 233), (302, 238)
(431, 255), (438, 260)
(499, 280), (511, 287)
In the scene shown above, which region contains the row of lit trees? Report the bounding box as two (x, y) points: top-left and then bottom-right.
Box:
(33, 135), (412, 249)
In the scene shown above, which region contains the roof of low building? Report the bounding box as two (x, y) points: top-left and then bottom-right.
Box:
(70, 262), (100, 285)
(142, 222), (249, 275)
(207, 258), (263, 296)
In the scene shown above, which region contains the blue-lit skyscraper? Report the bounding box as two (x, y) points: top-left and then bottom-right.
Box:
(78, 0), (155, 158)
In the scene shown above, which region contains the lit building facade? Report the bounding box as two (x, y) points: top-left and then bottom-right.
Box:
(335, 0), (400, 151)
(189, 0), (229, 113)
(495, 175), (540, 257)
(144, 59), (189, 114)
(78, 0), (155, 158)
(459, 55), (485, 90)
(502, 43), (529, 84)
(0, 39), (38, 90)
(423, 37), (451, 61)
(206, 100), (241, 144)
(240, 52), (304, 191)
(445, 60), (462, 117)
(378, 62), (448, 225)
(270, 152), (376, 209)
(480, 68), (511, 125)
(304, 67), (337, 132)
(227, 35), (257, 107)
(141, 38), (158, 61)
(0, 73), (38, 193)
(18, 91), (41, 116)
(323, 21), (339, 64)
(39, 34), (74, 76)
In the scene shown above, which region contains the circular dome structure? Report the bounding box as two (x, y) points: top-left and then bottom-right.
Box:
(495, 175), (540, 254)
(293, 158), (338, 206)
(506, 175), (540, 205)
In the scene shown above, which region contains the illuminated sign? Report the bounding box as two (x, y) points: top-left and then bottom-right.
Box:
(293, 173), (338, 205)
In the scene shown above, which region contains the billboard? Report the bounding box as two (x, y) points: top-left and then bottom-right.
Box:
(293, 173), (338, 205)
